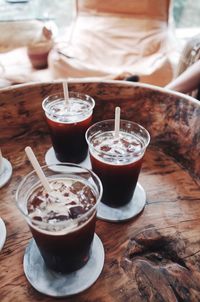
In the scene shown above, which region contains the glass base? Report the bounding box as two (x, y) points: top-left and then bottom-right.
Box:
(0, 158), (12, 188)
(23, 234), (104, 297)
(45, 147), (91, 169)
(97, 183), (146, 222)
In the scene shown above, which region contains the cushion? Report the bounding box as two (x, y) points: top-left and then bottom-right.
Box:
(78, 0), (170, 21)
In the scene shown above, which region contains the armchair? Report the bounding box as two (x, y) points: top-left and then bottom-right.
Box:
(48, 0), (177, 86)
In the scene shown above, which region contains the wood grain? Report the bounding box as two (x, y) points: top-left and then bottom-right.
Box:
(0, 81), (200, 301)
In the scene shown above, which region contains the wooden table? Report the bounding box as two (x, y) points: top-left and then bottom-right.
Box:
(1, 81), (200, 302)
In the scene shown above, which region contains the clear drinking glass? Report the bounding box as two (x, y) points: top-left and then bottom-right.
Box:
(86, 120), (150, 207)
(16, 163), (102, 273)
(42, 92), (95, 163)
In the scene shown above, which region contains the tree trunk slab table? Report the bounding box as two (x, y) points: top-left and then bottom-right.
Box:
(0, 81), (200, 302)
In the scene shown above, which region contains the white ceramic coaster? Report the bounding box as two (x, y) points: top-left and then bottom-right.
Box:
(23, 234), (104, 297)
(0, 158), (12, 188)
(45, 147), (91, 169)
(97, 183), (146, 222)
(0, 218), (6, 252)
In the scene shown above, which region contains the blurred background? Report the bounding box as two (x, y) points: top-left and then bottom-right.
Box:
(0, 0), (199, 88)
(0, 0), (199, 37)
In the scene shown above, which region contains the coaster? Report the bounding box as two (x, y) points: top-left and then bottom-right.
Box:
(97, 183), (146, 222)
(23, 234), (104, 297)
(45, 147), (91, 169)
(0, 218), (6, 252)
(0, 158), (12, 188)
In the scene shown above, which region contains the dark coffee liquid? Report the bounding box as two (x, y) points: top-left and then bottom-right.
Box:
(29, 213), (96, 273)
(46, 115), (92, 163)
(91, 155), (143, 206)
(45, 99), (93, 163)
(28, 178), (96, 273)
(89, 131), (144, 207)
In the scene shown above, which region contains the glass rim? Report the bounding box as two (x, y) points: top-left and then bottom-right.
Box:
(86, 119), (150, 158)
(15, 163), (103, 231)
(42, 91), (95, 117)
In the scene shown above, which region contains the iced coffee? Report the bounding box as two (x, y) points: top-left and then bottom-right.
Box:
(86, 120), (150, 207)
(42, 92), (95, 163)
(16, 163), (102, 273)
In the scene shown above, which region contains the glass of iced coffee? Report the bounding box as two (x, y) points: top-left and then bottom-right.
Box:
(16, 163), (102, 273)
(42, 92), (95, 163)
(86, 120), (150, 207)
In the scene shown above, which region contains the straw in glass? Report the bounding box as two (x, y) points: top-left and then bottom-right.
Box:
(114, 106), (121, 139)
(25, 146), (52, 193)
(63, 80), (69, 107)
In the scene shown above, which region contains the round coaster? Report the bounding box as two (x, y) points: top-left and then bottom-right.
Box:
(97, 183), (146, 222)
(45, 147), (91, 169)
(23, 234), (104, 297)
(0, 218), (6, 252)
(0, 158), (12, 188)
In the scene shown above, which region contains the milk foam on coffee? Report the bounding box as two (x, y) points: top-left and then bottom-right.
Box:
(90, 131), (144, 164)
(46, 98), (92, 123)
(27, 178), (96, 232)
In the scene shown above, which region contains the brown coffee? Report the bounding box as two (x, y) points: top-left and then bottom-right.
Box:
(27, 178), (97, 273)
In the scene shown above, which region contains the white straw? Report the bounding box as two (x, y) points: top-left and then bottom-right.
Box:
(63, 80), (69, 106)
(114, 107), (121, 138)
(25, 146), (52, 193)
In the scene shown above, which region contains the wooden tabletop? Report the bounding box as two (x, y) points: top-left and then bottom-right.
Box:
(0, 81), (200, 302)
